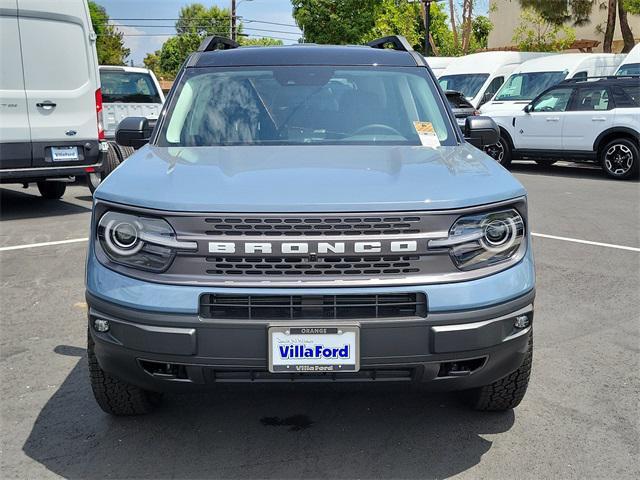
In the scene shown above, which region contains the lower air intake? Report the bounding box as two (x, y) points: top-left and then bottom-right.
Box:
(199, 293), (427, 320)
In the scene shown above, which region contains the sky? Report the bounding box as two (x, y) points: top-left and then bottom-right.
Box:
(99, 0), (302, 65)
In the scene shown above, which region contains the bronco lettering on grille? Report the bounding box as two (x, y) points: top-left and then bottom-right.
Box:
(208, 240), (419, 255)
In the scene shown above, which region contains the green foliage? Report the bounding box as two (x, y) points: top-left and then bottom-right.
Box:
(88, 1), (129, 65)
(363, 0), (423, 48)
(472, 15), (493, 49)
(175, 3), (231, 36)
(292, 0), (378, 44)
(512, 8), (576, 51)
(292, 0), (460, 56)
(239, 37), (285, 46)
(624, 0), (640, 14)
(518, 0), (594, 27)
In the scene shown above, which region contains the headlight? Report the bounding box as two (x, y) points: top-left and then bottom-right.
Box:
(97, 211), (196, 272)
(429, 209), (525, 271)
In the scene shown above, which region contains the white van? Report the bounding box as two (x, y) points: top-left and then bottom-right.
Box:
(481, 53), (626, 115)
(0, 0), (105, 199)
(437, 51), (552, 108)
(615, 44), (640, 76)
(425, 56), (457, 77)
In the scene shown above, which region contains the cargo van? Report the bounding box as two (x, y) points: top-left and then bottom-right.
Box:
(615, 44), (640, 76)
(86, 66), (165, 192)
(438, 52), (552, 108)
(424, 56), (457, 77)
(0, 0), (105, 199)
(481, 53), (626, 115)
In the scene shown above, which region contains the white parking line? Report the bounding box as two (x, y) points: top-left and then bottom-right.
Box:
(0, 237), (88, 252)
(1, 233), (638, 253)
(531, 233), (640, 253)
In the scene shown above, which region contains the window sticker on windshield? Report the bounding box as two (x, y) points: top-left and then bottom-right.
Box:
(413, 121), (440, 148)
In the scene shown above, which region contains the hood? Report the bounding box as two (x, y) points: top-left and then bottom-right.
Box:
(95, 144), (526, 212)
(481, 101), (530, 115)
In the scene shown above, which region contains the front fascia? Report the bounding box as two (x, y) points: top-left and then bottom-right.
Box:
(86, 244), (535, 314)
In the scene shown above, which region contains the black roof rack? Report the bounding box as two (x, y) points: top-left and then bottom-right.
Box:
(366, 35), (413, 52)
(198, 36), (239, 52)
(560, 75), (639, 83)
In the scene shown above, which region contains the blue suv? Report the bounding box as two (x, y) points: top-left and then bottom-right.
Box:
(86, 36), (535, 415)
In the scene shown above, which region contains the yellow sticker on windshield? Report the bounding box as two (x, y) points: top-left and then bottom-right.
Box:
(413, 121), (440, 148)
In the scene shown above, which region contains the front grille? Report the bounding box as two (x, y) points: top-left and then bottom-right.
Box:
(199, 293), (427, 320)
(205, 255), (421, 276)
(203, 215), (422, 236)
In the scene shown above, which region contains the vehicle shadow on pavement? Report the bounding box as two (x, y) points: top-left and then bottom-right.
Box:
(23, 347), (515, 479)
(0, 187), (92, 221)
(510, 161), (639, 182)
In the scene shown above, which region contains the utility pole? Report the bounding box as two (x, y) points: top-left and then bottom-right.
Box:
(422, 0), (432, 56)
(230, 0), (237, 40)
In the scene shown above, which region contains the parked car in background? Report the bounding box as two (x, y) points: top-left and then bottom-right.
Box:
(484, 77), (639, 179)
(481, 53), (626, 116)
(615, 44), (640, 76)
(87, 66), (165, 192)
(86, 36), (536, 416)
(0, 0), (105, 199)
(424, 56), (458, 77)
(445, 90), (479, 129)
(438, 51), (552, 108)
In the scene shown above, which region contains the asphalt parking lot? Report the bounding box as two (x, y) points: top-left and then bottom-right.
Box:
(1, 162), (639, 479)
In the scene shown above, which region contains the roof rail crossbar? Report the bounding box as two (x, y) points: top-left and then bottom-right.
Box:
(198, 36), (239, 52)
(366, 35), (413, 52)
(561, 75), (636, 82)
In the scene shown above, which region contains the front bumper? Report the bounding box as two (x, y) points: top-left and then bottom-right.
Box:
(87, 289), (534, 392)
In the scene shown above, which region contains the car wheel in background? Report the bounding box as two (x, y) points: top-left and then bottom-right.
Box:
(484, 135), (512, 168)
(36, 181), (66, 199)
(115, 144), (135, 160)
(601, 138), (639, 180)
(534, 159), (557, 166)
(87, 142), (121, 194)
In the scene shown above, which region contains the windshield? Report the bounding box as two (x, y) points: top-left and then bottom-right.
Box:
(438, 74), (489, 99)
(616, 63), (640, 76)
(100, 70), (161, 103)
(158, 66), (455, 147)
(494, 71), (567, 101)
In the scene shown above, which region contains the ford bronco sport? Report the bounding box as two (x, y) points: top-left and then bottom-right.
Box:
(86, 36), (535, 415)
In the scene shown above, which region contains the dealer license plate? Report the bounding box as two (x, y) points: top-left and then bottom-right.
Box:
(268, 325), (360, 373)
(51, 146), (79, 162)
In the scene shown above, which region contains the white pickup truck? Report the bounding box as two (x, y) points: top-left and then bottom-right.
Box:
(87, 66), (165, 192)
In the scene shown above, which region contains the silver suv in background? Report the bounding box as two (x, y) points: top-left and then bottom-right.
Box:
(87, 66), (164, 192)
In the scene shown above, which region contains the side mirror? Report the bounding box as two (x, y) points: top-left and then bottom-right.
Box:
(115, 117), (155, 149)
(481, 91), (494, 106)
(523, 104), (532, 113)
(464, 116), (499, 148)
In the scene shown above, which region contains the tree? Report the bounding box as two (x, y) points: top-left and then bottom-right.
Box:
(292, 0), (378, 44)
(520, 0), (637, 53)
(88, 1), (129, 65)
(239, 37), (284, 46)
(472, 15), (492, 49)
(512, 8), (576, 52)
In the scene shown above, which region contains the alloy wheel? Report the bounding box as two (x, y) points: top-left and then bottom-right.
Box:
(604, 144), (634, 176)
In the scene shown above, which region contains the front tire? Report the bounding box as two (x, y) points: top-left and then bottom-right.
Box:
(88, 332), (162, 415)
(462, 332), (533, 411)
(485, 134), (512, 167)
(600, 138), (639, 180)
(37, 181), (66, 199)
